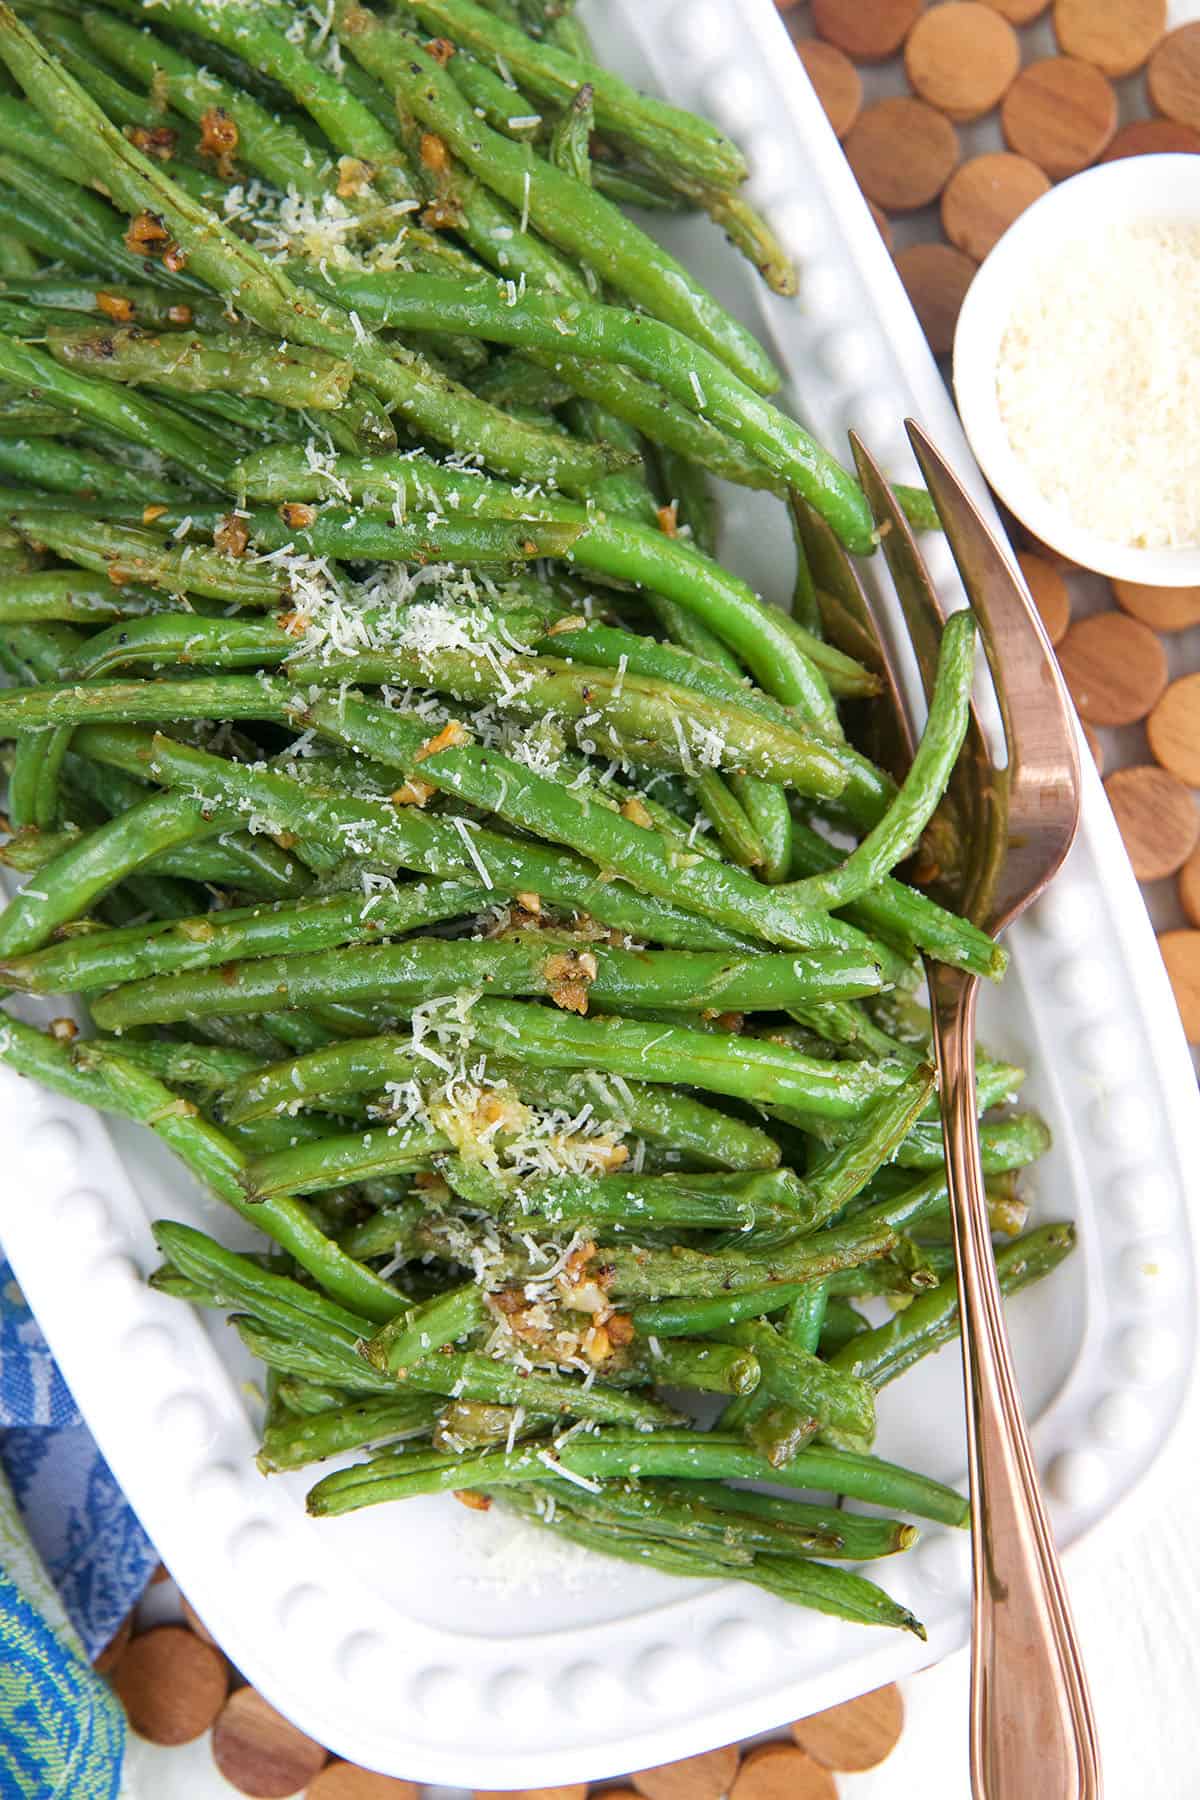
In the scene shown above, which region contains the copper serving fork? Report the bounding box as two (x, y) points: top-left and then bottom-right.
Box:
(807, 423), (1099, 1799)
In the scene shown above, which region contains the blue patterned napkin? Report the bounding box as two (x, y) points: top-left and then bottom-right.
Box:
(1, 1255), (159, 1798)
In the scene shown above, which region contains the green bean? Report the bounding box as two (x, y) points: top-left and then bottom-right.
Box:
(631, 1338), (760, 1397)
(788, 817), (1006, 982)
(0, 338), (229, 489)
(0, 787), (241, 958)
(540, 618), (877, 708)
(6, 722), (69, 830)
(277, 1380), (355, 1418)
(232, 1314), (394, 1394)
(538, 349), (779, 492)
(73, 723), (758, 950)
(47, 323), (355, 413)
(105, 1039), (263, 1092)
(258, 1394), (440, 1472)
(88, 931), (883, 1032)
(218, 1032), (780, 1171)
(0, 275), (230, 332)
(0, 441), (186, 512)
(312, 272), (876, 550)
(152, 1218), (375, 1343)
(379, 729), (865, 951)
(788, 612), (977, 914)
(630, 1282), (825, 1339)
(241, 1124), (450, 1200)
(361, 1282), (486, 1374)
(307, 1427), (969, 1525)
(626, 1481), (917, 1561)
(117, 0), (420, 194)
(548, 77), (591, 180)
(79, 10), (330, 199)
(685, 771), (761, 869)
(405, 1), (746, 191)
(490, 1489), (924, 1632)
(720, 1321), (874, 1449)
(0, 878), (486, 994)
(333, 20), (778, 396)
(0, 144), (205, 290)
(830, 1224), (1076, 1387)
(0, 23), (614, 492)
(804, 1065), (937, 1229)
(505, 1168), (808, 1234)
(413, 996), (908, 1121)
(595, 1215), (898, 1301)
(394, 1353), (681, 1427)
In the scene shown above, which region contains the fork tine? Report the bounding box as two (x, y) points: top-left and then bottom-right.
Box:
(790, 493), (915, 775)
(848, 431), (945, 707)
(904, 420), (1079, 780)
(850, 432), (1002, 922)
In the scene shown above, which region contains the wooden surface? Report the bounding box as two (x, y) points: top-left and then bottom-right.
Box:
(730, 1744), (836, 1800)
(1053, 0), (1168, 77)
(791, 1687), (905, 1772)
(1056, 612), (1168, 724)
(110, 1626), (228, 1748)
(210, 1688), (329, 1797)
(1000, 55), (1118, 174)
(905, 4), (1022, 118)
(843, 96), (961, 209)
(792, 38), (863, 136)
(940, 151), (1050, 258)
(894, 242), (979, 351)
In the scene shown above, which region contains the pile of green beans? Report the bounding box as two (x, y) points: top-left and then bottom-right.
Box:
(0, 0), (1073, 1639)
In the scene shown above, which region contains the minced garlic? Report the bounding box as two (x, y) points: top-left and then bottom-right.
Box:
(995, 219), (1200, 549)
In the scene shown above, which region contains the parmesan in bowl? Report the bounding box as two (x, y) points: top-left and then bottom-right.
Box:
(953, 156), (1200, 585)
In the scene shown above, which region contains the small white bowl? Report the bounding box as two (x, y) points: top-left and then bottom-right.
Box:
(953, 154), (1200, 586)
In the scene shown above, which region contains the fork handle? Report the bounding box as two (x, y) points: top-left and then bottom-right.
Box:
(928, 962), (1102, 1800)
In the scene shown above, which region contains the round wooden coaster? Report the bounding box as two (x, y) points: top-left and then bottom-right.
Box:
(793, 38), (863, 139)
(982, 0), (1050, 19)
(1111, 578), (1200, 631)
(1147, 24), (1200, 128)
(308, 1768), (418, 1800)
(211, 1686), (328, 1797)
(843, 97), (960, 211)
(1179, 845), (1200, 926)
(1053, 0), (1166, 79)
(1104, 765), (1199, 880)
(1055, 612), (1167, 725)
(476, 1789), (587, 1800)
(895, 242), (978, 354)
(110, 1624), (228, 1747)
(632, 1745), (740, 1800)
(1016, 551), (1070, 645)
(730, 1743), (836, 1800)
(1147, 673), (1200, 788)
(1100, 118), (1200, 160)
(942, 152), (1051, 260)
(92, 1611), (133, 1677)
(811, 0), (925, 62)
(791, 1683), (905, 1771)
(1001, 56), (1118, 178)
(905, 3), (1021, 120)
(1158, 929), (1200, 1042)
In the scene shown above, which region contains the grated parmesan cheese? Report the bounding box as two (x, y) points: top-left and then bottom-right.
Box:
(995, 220), (1200, 550)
